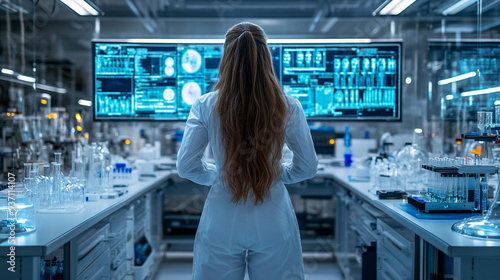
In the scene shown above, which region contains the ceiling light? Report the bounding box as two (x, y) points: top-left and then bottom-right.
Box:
(0, 1), (28, 14)
(78, 99), (92, 107)
(17, 74), (36, 83)
(461, 86), (500, 97)
(438, 71), (476, 85)
(446, 94), (454, 100)
(37, 84), (67, 94)
(440, 0), (477, 16)
(1, 68), (15, 75)
(60, 0), (99, 16)
(379, 0), (416, 15)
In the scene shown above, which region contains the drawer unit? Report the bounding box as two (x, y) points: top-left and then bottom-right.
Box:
(349, 196), (382, 280)
(76, 246), (110, 280)
(377, 243), (411, 280)
(75, 222), (110, 277)
(110, 236), (127, 270)
(377, 218), (414, 279)
(111, 257), (129, 280)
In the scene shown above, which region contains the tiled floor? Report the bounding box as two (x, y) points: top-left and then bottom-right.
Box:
(153, 252), (343, 280)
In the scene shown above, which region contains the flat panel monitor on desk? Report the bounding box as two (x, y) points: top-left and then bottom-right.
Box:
(92, 39), (402, 121)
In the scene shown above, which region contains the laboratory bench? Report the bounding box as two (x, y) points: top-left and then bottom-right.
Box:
(1, 158), (500, 280)
(319, 165), (500, 280)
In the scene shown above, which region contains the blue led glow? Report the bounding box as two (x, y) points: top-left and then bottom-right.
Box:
(94, 42), (401, 121)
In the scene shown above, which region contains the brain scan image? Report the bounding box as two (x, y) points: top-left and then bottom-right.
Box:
(165, 57), (175, 67)
(351, 58), (359, 72)
(341, 57), (350, 71)
(334, 58), (341, 71)
(181, 49), (202, 74)
(164, 57), (176, 77)
(305, 52), (312, 65)
(283, 52), (292, 66)
(163, 88), (176, 101)
(363, 58), (371, 71)
(296, 52), (304, 66)
(378, 58), (387, 72)
(181, 82), (202, 105)
(165, 67), (175, 76)
(315, 52), (322, 65)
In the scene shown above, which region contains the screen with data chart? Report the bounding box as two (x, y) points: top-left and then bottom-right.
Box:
(93, 40), (402, 121)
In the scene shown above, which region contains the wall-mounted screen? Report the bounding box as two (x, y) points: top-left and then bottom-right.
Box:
(93, 39), (402, 121)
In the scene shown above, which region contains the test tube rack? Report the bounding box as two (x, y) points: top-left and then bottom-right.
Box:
(407, 164), (496, 213)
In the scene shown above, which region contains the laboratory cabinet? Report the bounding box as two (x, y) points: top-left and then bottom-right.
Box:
(323, 166), (500, 280)
(0, 170), (170, 280)
(376, 218), (415, 280)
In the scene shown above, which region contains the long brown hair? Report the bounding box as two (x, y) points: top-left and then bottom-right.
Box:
(215, 22), (286, 205)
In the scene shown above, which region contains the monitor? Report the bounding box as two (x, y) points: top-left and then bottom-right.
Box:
(92, 39), (402, 121)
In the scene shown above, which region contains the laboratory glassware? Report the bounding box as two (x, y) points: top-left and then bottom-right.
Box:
(452, 172), (500, 239)
(477, 111), (486, 135)
(0, 182), (37, 238)
(496, 106), (500, 128)
(395, 136), (429, 193)
(485, 112), (493, 135)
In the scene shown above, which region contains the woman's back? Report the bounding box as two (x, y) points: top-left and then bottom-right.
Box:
(176, 22), (318, 280)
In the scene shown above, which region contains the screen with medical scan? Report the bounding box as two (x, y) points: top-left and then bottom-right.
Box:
(93, 40), (401, 121)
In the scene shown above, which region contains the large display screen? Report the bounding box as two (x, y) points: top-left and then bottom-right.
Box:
(93, 39), (402, 121)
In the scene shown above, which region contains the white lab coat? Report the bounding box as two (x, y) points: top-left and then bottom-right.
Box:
(177, 91), (318, 280)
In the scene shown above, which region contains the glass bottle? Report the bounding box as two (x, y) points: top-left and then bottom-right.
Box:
(50, 162), (63, 209)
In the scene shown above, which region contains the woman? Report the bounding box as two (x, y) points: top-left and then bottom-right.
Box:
(177, 22), (318, 280)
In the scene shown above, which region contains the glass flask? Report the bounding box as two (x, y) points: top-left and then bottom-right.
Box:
(477, 111), (486, 135)
(452, 172), (500, 239)
(50, 162), (64, 210)
(395, 142), (429, 193)
(0, 182), (37, 238)
(69, 178), (85, 212)
(38, 164), (51, 210)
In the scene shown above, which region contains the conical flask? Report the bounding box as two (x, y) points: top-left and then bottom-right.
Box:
(452, 172), (500, 238)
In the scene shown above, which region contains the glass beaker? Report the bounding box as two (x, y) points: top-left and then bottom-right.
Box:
(452, 172), (500, 239)
(0, 182), (37, 238)
(477, 111), (486, 135)
(485, 112), (493, 135)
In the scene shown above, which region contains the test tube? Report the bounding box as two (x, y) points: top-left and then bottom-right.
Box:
(474, 174), (481, 211)
(51, 162), (62, 209)
(480, 176), (488, 214)
(38, 164), (49, 209)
